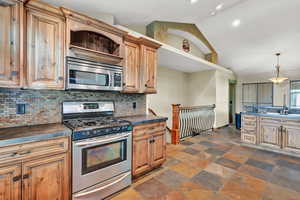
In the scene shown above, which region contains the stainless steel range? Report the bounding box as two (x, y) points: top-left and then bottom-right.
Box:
(63, 101), (132, 200)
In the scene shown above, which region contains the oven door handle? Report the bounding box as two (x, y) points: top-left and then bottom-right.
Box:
(74, 133), (131, 147)
(73, 172), (131, 198)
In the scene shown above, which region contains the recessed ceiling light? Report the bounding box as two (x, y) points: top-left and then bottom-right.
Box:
(216, 3), (223, 10)
(211, 11), (216, 16)
(190, 0), (198, 4)
(232, 19), (241, 27)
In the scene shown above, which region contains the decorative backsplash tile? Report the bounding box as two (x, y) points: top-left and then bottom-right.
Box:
(0, 88), (146, 128)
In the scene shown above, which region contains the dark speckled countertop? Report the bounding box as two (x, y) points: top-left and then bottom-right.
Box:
(0, 123), (72, 147)
(242, 112), (300, 119)
(119, 115), (168, 126)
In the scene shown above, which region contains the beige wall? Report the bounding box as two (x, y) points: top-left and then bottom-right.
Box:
(148, 67), (234, 129)
(215, 71), (230, 127)
(165, 33), (205, 59)
(147, 66), (189, 128)
(127, 26), (206, 59)
(186, 70), (216, 106)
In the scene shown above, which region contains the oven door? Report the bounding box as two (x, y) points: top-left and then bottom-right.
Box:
(67, 64), (118, 91)
(72, 132), (132, 193)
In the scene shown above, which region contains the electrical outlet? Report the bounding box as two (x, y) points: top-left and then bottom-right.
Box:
(133, 102), (136, 109)
(16, 104), (26, 114)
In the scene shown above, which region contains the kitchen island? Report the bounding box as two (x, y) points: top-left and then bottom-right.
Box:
(241, 112), (300, 157)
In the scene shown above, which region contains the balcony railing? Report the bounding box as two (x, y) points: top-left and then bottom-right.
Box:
(171, 104), (215, 144)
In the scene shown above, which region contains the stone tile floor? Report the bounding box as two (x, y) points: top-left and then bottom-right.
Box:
(110, 127), (300, 200)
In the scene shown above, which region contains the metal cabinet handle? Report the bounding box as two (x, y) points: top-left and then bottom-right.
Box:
(17, 150), (31, 155)
(75, 133), (131, 147)
(73, 172), (130, 198)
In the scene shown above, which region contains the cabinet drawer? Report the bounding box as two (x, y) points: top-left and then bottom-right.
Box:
(133, 122), (166, 137)
(0, 137), (69, 165)
(242, 134), (256, 144)
(242, 115), (257, 122)
(242, 121), (257, 127)
(260, 117), (282, 124)
(282, 119), (300, 127)
(241, 128), (256, 135)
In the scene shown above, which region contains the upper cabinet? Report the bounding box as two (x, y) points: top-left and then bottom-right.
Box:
(123, 35), (140, 93)
(0, 0), (23, 88)
(25, 1), (65, 90)
(61, 7), (127, 65)
(0, 0), (161, 93)
(122, 36), (161, 94)
(140, 39), (161, 94)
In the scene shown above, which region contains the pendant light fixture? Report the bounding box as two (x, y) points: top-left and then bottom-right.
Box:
(269, 53), (288, 84)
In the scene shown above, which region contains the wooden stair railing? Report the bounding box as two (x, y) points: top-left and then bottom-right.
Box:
(148, 108), (172, 133)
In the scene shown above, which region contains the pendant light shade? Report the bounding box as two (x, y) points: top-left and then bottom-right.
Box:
(269, 53), (288, 84)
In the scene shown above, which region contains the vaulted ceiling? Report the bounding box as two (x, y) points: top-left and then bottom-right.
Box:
(44, 0), (300, 77)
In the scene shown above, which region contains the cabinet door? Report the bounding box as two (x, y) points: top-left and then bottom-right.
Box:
(259, 123), (281, 148)
(132, 135), (152, 176)
(0, 164), (21, 200)
(283, 125), (300, 153)
(151, 131), (166, 167)
(0, 1), (23, 88)
(141, 45), (157, 94)
(22, 153), (69, 200)
(123, 41), (139, 93)
(26, 9), (65, 89)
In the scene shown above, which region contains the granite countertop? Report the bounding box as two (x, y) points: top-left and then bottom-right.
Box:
(0, 123), (72, 147)
(242, 112), (300, 119)
(119, 115), (168, 126)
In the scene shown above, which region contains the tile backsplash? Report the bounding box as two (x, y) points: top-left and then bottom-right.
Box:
(0, 88), (146, 128)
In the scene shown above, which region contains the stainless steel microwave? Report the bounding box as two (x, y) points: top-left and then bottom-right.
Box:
(66, 57), (123, 91)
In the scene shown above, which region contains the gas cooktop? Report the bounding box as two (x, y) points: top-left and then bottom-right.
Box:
(62, 101), (132, 141)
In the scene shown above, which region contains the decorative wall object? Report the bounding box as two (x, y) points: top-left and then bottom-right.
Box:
(182, 39), (190, 52)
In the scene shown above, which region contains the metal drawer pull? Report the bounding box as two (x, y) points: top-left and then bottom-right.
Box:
(17, 150), (31, 155)
(74, 172), (130, 198)
(75, 133), (131, 146)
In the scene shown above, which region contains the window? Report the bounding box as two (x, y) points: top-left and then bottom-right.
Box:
(290, 80), (300, 108)
(242, 82), (273, 108)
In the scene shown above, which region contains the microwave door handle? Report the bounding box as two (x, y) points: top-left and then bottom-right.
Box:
(75, 133), (131, 147)
(73, 172), (130, 198)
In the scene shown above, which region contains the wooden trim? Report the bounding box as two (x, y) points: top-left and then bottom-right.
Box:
(69, 45), (123, 64)
(148, 108), (171, 133)
(60, 7), (127, 37)
(139, 37), (161, 49)
(171, 104), (181, 145)
(25, 0), (64, 18)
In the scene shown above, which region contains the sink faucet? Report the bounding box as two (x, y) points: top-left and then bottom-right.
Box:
(280, 94), (289, 115)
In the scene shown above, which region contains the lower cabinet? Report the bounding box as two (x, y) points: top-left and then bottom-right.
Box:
(0, 137), (70, 200)
(242, 115), (300, 156)
(283, 125), (300, 153)
(259, 122), (282, 149)
(0, 165), (21, 200)
(132, 122), (166, 177)
(22, 153), (69, 200)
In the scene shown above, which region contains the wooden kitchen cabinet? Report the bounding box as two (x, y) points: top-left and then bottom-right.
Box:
(0, 164), (21, 200)
(282, 125), (300, 153)
(151, 131), (166, 167)
(132, 135), (152, 176)
(25, 1), (65, 90)
(140, 44), (159, 94)
(0, 137), (70, 200)
(123, 36), (140, 93)
(132, 122), (166, 177)
(0, 0), (23, 88)
(259, 122), (281, 149)
(22, 153), (69, 200)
